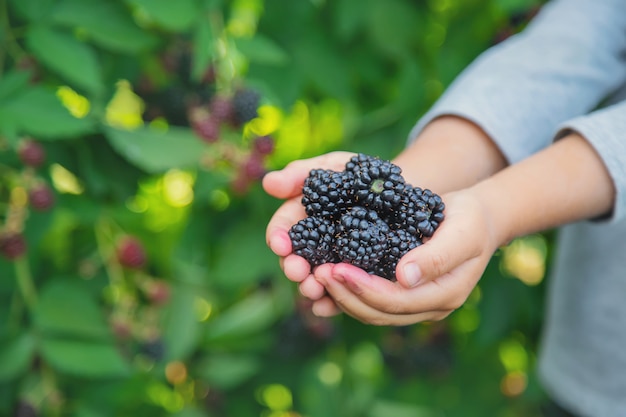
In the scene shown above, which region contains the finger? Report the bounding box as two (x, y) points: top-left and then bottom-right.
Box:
(298, 276), (326, 300)
(395, 215), (483, 288)
(283, 254), (312, 282)
(333, 257), (485, 315)
(311, 296), (342, 317)
(319, 271), (451, 326)
(262, 151), (354, 199)
(266, 197), (306, 257)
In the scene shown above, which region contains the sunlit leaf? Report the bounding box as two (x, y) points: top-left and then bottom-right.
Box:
(0, 86), (96, 139)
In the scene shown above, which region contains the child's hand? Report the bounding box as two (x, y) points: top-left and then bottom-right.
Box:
(262, 151), (355, 308)
(312, 190), (501, 325)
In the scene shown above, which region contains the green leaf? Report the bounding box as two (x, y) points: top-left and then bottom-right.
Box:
(8, 0), (55, 21)
(41, 338), (130, 378)
(196, 353), (261, 389)
(236, 35), (289, 66)
(211, 218), (281, 288)
(34, 280), (112, 341)
(0, 86), (96, 139)
(0, 71), (32, 101)
(161, 284), (202, 361)
(0, 333), (37, 382)
(105, 126), (206, 173)
(367, 400), (441, 417)
(50, 0), (159, 54)
(366, 0), (423, 59)
(191, 17), (215, 81)
(205, 290), (287, 341)
(126, 0), (199, 31)
(26, 25), (104, 94)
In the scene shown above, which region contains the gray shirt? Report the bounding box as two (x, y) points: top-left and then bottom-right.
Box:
(409, 0), (626, 415)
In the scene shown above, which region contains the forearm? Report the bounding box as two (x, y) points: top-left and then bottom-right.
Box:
(470, 133), (615, 246)
(393, 116), (507, 194)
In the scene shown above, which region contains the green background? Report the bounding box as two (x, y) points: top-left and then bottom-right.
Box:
(0, 0), (551, 416)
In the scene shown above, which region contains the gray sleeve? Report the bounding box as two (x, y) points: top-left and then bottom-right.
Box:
(408, 0), (626, 165)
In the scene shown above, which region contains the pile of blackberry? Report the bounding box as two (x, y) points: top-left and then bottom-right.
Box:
(289, 153), (445, 281)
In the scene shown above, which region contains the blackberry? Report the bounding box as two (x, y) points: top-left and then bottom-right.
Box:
(301, 169), (354, 220)
(345, 154), (408, 212)
(253, 135), (275, 155)
(208, 94), (234, 123)
(140, 338), (166, 362)
(373, 229), (422, 280)
(289, 216), (338, 267)
(391, 186), (445, 238)
(232, 88), (261, 125)
(336, 206), (390, 271)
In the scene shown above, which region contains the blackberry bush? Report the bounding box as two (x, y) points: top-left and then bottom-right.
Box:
(288, 154), (445, 280)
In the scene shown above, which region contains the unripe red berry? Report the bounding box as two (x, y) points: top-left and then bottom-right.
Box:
(208, 95), (234, 123)
(253, 135), (275, 155)
(0, 232), (27, 260)
(28, 183), (55, 211)
(192, 116), (220, 143)
(116, 236), (146, 269)
(243, 154), (267, 180)
(18, 139), (45, 168)
(146, 280), (171, 305)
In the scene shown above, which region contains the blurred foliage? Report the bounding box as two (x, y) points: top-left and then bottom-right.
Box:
(0, 0), (551, 416)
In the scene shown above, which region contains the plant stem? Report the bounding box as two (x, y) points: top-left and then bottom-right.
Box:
(14, 256), (37, 312)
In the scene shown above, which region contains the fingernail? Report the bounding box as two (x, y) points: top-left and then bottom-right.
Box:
(402, 263), (422, 287)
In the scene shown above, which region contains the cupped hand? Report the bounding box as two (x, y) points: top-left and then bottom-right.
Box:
(262, 151), (355, 308)
(312, 189), (503, 325)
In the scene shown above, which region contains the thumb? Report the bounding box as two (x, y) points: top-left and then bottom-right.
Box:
(395, 222), (482, 288)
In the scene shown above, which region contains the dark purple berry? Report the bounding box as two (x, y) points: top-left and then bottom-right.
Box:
(140, 338), (166, 362)
(192, 115), (220, 143)
(18, 139), (45, 168)
(28, 184), (55, 211)
(208, 95), (234, 123)
(253, 135), (275, 155)
(0, 232), (27, 260)
(243, 154), (266, 180)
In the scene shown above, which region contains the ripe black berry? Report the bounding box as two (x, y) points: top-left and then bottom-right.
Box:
(287, 153), (445, 280)
(232, 88), (261, 125)
(0, 232), (27, 260)
(336, 206), (390, 271)
(289, 216), (338, 267)
(140, 338), (166, 362)
(345, 153), (408, 212)
(374, 229), (421, 280)
(301, 169), (354, 220)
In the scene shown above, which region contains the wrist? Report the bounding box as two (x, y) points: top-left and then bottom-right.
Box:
(393, 115), (507, 194)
